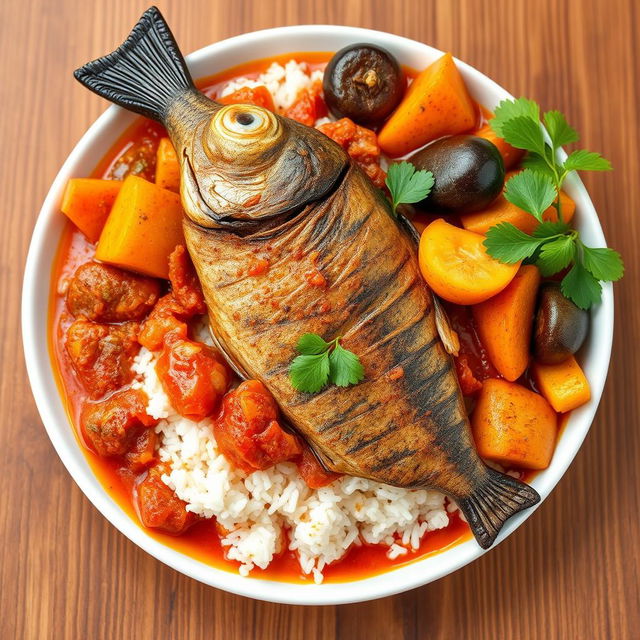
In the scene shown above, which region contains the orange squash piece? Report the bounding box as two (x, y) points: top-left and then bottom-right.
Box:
(472, 265), (541, 381)
(461, 171), (576, 235)
(418, 219), (520, 305)
(96, 175), (184, 279)
(472, 378), (557, 470)
(473, 122), (524, 170)
(60, 178), (122, 242)
(531, 355), (591, 413)
(378, 53), (477, 157)
(155, 137), (180, 193)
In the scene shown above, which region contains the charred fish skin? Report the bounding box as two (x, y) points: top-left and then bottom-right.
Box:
(74, 6), (541, 549)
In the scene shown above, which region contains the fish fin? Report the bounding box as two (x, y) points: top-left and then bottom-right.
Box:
(433, 295), (460, 356)
(74, 6), (195, 121)
(457, 468), (540, 549)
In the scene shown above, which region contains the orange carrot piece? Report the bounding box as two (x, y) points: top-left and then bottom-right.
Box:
(473, 122), (524, 170)
(472, 378), (557, 470)
(531, 355), (591, 413)
(378, 53), (477, 157)
(60, 178), (122, 243)
(418, 219), (520, 305)
(96, 175), (184, 279)
(461, 171), (576, 235)
(472, 265), (541, 381)
(155, 138), (180, 193)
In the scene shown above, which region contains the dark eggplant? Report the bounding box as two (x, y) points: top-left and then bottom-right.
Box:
(408, 135), (505, 213)
(323, 44), (405, 126)
(534, 283), (589, 364)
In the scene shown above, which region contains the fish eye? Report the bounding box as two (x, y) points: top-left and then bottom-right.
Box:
(218, 105), (269, 136)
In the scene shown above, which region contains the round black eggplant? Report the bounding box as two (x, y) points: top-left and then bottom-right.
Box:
(408, 135), (505, 213)
(534, 283), (589, 365)
(323, 44), (405, 126)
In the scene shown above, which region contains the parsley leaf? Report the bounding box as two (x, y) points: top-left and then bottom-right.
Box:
(289, 334), (364, 393)
(501, 116), (547, 156)
(503, 170), (557, 220)
(537, 235), (576, 276)
(385, 161), (434, 214)
(296, 333), (329, 355)
(532, 221), (570, 238)
(563, 150), (612, 172)
(490, 97), (540, 137)
(543, 110), (579, 147)
(521, 151), (555, 179)
(561, 262), (602, 310)
(483, 223), (543, 263)
(329, 344), (365, 387)
(581, 246), (624, 281)
(289, 353), (330, 393)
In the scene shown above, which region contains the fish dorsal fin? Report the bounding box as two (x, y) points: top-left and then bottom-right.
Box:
(433, 295), (460, 356)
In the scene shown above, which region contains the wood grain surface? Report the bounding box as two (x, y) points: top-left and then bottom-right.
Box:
(2, 0), (638, 638)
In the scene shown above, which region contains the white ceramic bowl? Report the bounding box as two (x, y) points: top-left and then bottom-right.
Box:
(22, 25), (613, 605)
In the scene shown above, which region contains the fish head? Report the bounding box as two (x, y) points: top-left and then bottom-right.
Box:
(173, 101), (348, 231)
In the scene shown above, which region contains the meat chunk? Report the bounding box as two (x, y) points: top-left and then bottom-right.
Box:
(80, 388), (156, 457)
(214, 380), (302, 473)
(168, 245), (206, 315)
(136, 464), (198, 534)
(66, 261), (161, 322)
(138, 294), (188, 351)
(66, 319), (140, 398)
(155, 334), (230, 420)
(317, 118), (387, 188)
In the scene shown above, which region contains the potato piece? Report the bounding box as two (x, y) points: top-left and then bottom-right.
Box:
(96, 175), (184, 279)
(531, 355), (591, 413)
(155, 137), (180, 193)
(61, 178), (122, 242)
(472, 378), (557, 470)
(473, 265), (541, 381)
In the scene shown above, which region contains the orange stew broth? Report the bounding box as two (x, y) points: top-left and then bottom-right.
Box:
(48, 53), (562, 584)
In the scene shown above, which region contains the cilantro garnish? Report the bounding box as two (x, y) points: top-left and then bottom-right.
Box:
(289, 333), (364, 393)
(385, 161), (434, 215)
(485, 98), (621, 309)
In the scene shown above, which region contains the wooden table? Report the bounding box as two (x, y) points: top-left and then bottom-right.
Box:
(2, 0), (638, 637)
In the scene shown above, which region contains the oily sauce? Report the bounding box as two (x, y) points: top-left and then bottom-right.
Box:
(48, 53), (551, 584)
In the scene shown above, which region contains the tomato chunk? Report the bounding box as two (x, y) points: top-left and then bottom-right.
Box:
(136, 464), (198, 534)
(156, 334), (230, 419)
(217, 85), (275, 111)
(168, 245), (206, 316)
(296, 447), (341, 488)
(214, 380), (302, 473)
(80, 388), (157, 457)
(284, 89), (317, 126)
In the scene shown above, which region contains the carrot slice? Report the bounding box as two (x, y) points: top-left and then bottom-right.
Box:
(461, 171), (576, 235)
(473, 122), (524, 170)
(418, 219), (520, 305)
(96, 175), (184, 279)
(472, 378), (557, 470)
(155, 138), (180, 193)
(531, 355), (591, 413)
(472, 265), (541, 381)
(378, 53), (477, 157)
(60, 178), (122, 243)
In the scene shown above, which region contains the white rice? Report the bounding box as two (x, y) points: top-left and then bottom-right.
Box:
(133, 62), (453, 583)
(134, 347), (452, 583)
(219, 60), (324, 111)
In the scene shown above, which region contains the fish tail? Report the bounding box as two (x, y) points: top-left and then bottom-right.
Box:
(457, 468), (540, 549)
(74, 6), (194, 121)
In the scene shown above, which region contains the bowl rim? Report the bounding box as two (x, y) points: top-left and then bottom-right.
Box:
(21, 23), (614, 605)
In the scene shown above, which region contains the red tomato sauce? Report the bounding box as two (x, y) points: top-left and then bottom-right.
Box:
(48, 53), (554, 584)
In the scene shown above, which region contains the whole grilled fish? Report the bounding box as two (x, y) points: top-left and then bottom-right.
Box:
(75, 7), (540, 548)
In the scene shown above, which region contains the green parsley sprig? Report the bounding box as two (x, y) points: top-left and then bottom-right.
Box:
(289, 333), (364, 393)
(385, 161), (434, 215)
(485, 98), (623, 309)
